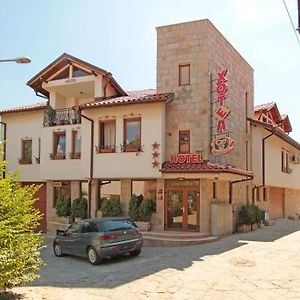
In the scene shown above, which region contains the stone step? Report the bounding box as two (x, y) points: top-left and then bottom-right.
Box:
(142, 231), (209, 240)
(142, 235), (219, 247)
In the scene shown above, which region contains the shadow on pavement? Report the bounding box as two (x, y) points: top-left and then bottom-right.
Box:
(29, 219), (300, 289)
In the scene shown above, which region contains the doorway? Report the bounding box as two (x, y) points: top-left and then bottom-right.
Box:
(165, 180), (200, 231)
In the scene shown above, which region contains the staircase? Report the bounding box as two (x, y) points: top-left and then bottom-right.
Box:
(142, 231), (219, 247)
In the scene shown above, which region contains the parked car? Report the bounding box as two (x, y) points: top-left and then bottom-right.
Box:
(53, 217), (143, 265)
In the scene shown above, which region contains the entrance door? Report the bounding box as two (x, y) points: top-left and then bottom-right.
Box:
(165, 181), (200, 231)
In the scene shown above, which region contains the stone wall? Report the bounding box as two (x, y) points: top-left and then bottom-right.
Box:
(285, 188), (300, 218)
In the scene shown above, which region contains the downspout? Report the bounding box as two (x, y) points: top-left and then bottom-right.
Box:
(80, 112), (94, 218)
(262, 130), (275, 187)
(0, 121), (7, 178)
(229, 176), (254, 204)
(297, 0), (300, 33)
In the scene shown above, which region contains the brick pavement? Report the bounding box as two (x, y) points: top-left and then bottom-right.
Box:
(13, 219), (300, 299)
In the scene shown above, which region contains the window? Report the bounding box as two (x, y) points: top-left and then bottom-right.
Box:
(179, 130), (190, 153)
(81, 221), (98, 233)
(123, 118), (141, 151)
(179, 64), (190, 86)
(98, 120), (116, 152)
(52, 67), (70, 81)
(282, 149), (292, 173)
(20, 139), (32, 164)
(53, 132), (66, 159)
(66, 222), (80, 234)
(132, 180), (157, 212)
(97, 180), (121, 210)
(53, 181), (71, 207)
(71, 130), (81, 159)
(213, 182), (217, 199)
(73, 66), (90, 77)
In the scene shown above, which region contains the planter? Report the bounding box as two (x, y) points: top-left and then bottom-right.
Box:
(251, 223), (258, 231)
(135, 221), (151, 231)
(236, 224), (251, 233)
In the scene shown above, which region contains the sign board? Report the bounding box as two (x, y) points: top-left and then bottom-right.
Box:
(170, 153), (203, 164)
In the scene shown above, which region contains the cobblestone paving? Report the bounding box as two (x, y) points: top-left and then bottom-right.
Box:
(14, 219), (300, 299)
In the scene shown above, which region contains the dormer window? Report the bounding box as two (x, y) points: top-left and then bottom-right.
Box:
(73, 66), (90, 77)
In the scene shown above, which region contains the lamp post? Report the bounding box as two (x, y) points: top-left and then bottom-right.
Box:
(0, 56), (30, 177)
(0, 57), (31, 64)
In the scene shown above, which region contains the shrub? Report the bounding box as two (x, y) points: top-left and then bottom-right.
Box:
(139, 199), (153, 222)
(55, 197), (71, 217)
(101, 199), (123, 217)
(0, 159), (44, 291)
(239, 204), (261, 225)
(128, 194), (142, 221)
(71, 197), (87, 220)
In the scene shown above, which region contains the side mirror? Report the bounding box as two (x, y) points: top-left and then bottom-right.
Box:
(56, 229), (66, 236)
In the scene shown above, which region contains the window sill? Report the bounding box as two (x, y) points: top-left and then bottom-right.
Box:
(19, 161), (32, 165)
(70, 156), (81, 159)
(97, 149), (115, 154)
(51, 156), (66, 160)
(123, 148), (142, 153)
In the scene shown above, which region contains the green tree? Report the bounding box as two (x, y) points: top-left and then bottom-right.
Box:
(0, 156), (44, 291)
(101, 199), (123, 217)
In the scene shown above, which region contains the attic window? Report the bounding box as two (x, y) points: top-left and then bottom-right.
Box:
(52, 68), (70, 81)
(73, 66), (90, 77)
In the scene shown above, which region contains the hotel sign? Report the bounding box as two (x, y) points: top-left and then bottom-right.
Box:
(211, 69), (234, 155)
(170, 153), (203, 164)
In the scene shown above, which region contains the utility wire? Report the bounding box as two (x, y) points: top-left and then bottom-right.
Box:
(282, 0), (300, 48)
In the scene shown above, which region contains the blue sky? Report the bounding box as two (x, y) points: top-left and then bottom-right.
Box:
(0, 0), (299, 141)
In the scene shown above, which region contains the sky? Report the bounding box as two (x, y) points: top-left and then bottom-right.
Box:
(0, 0), (299, 141)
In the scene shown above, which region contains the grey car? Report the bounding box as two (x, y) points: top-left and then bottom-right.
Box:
(53, 217), (143, 265)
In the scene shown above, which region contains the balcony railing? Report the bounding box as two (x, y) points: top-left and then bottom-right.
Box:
(43, 108), (81, 127)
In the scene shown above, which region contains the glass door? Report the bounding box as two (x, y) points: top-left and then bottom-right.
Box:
(167, 190), (184, 230)
(187, 191), (198, 230)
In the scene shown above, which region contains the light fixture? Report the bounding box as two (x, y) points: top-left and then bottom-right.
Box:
(0, 57), (31, 64)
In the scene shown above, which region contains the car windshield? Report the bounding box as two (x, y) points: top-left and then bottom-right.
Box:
(101, 220), (136, 232)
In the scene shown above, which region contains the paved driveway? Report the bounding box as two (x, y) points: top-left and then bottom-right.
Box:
(14, 219), (300, 299)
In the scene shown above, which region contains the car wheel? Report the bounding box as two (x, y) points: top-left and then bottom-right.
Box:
(129, 249), (141, 257)
(87, 247), (102, 265)
(53, 243), (64, 257)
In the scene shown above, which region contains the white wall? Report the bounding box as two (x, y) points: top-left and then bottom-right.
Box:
(252, 126), (300, 189)
(2, 112), (44, 182)
(81, 102), (166, 179)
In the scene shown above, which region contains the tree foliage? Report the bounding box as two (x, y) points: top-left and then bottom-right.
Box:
(71, 197), (87, 220)
(0, 155), (44, 291)
(101, 199), (123, 217)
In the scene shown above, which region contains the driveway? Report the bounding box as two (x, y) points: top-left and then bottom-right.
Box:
(13, 219), (300, 299)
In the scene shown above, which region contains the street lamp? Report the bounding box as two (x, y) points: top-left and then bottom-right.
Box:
(0, 57), (31, 64)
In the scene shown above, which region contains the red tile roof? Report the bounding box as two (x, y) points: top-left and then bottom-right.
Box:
(254, 102), (276, 112)
(0, 102), (48, 115)
(81, 89), (174, 109)
(248, 118), (300, 150)
(161, 161), (253, 177)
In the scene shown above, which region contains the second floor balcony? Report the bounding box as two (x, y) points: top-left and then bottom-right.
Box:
(43, 107), (81, 127)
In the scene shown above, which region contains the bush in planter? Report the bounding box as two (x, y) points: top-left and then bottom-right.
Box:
(139, 199), (153, 222)
(239, 204), (261, 225)
(56, 197), (71, 217)
(128, 194), (143, 221)
(101, 199), (123, 217)
(71, 197), (87, 220)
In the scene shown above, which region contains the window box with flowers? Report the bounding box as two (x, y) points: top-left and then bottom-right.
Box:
(95, 145), (116, 153)
(18, 158), (32, 165)
(68, 152), (81, 159)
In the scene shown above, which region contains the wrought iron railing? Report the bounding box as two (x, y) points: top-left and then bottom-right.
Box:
(43, 108), (81, 127)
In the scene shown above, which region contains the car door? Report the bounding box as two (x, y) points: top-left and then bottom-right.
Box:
(78, 221), (99, 257)
(61, 222), (81, 255)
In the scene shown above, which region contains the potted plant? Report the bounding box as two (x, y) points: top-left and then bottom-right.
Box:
(137, 198), (153, 231)
(101, 199), (123, 217)
(55, 197), (72, 223)
(237, 204), (261, 232)
(71, 197), (87, 221)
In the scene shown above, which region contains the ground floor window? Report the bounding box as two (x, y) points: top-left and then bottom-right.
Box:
(53, 181), (71, 207)
(132, 180), (157, 212)
(97, 180), (121, 209)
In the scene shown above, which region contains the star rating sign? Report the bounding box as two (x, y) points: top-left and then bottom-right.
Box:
(152, 160), (160, 168)
(152, 142), (160, 150)
(152, 151), (159, 159)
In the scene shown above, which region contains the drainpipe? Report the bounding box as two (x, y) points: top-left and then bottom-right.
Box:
(0, 121), (7, 178)
(261, 131), (275, 187)
(297, 0), (300, 33)
(80, 112), (94, 218)
(229, 175), (254, 204)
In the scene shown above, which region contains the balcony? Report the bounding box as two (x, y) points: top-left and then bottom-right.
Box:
(43, 108), (81, 127)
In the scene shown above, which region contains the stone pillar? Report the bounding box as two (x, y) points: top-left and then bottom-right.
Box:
(71, 181), (81, 200)
(151, 179), (165, 231)
(200, 179), (211, 235)
(90, 180), (99, 218)
(121, 179), (132, 216)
